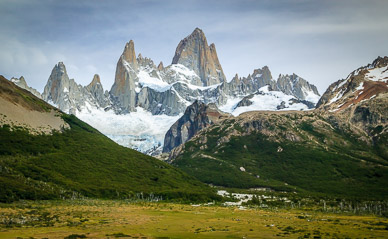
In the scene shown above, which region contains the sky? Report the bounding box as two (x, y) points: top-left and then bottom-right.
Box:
(1, 0), (388, 94)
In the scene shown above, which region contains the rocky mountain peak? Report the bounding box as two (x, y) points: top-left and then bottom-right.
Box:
(191, 27), (206, 40)
(371, 56), (388, 68)
(86, 74), (109, 109)
(122, 40), (138, 68)
(276, 73), (320, 102)
(57, 62), (67, 72)
(252, 66), (273, 80)
(157, 61), (164, 71)
(172, 28), (226, 86)
(43, 62), (70, 101)
(88, 74), (101, 87)
(42, 62), (78, 113)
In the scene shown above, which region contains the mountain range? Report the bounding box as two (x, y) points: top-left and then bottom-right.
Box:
(11, 28), (320, 155)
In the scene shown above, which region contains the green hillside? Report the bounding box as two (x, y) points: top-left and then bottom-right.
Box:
(0, 77), (218, 203)
(171, 112), (388, 200)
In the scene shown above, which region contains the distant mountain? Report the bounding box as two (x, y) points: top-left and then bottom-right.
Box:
(14, 28), (320, 155)
(0, 75), (218, 202)
(166, 57), (388, 199)
(317, 56), (388, 112)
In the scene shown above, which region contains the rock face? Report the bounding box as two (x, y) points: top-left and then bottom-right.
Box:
(172, 28), (226, 86)
(163, 100), (230, 152)
(10, 76), (42, 99)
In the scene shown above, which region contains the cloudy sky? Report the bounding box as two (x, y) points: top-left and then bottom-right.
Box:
(1, 0), (387, 94)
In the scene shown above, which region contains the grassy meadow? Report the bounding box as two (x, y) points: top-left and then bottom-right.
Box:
(0, 199), (387, 239)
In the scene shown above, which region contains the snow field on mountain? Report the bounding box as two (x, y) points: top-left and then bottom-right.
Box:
(77, 106), (181, 154)
(303, 88), (320, 103)
(137, 70), (171, 92)
(366, 65), (388, 82)
(221, 86), (309, 116)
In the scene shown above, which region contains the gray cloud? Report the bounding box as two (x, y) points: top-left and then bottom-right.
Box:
(0, 0), (387, 93)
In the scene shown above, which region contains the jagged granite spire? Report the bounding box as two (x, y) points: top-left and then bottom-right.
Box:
(123, 40), (138, 69)
(110, 40), (139, 112)
(157, 61), (164, 71)
(172, 28), (226, 86)
(42, 62), (110, 114)
(86, 74), (109, 108)
(42, 62), (69, 104)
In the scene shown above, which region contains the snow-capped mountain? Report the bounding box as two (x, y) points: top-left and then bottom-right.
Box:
(14, 28), (321, 155)
(317, 56), (388, 112)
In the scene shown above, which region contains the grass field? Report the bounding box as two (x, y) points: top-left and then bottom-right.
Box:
(1, 200), (387, 238)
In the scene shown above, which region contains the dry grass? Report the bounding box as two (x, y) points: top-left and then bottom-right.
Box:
(1, 200), (387, 238)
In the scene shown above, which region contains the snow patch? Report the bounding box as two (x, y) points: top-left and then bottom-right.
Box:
(219, 97), (244, 113)
(303, 88), (320, 103)
(122, 59), (135, 73)
(169, 64), (198, 78)
(223, 86), (309, 116)
(332, 79), (348, 92)
(173, 81), (222, 91)
(355, 82), (364, 92)
(328, 90), (344, 104)
(138, 71), (171, 92)
(365, 65), (388, 82)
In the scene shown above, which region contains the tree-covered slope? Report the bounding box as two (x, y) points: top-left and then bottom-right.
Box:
(0, 76), (218, 202)
(170, 110), (388, 199)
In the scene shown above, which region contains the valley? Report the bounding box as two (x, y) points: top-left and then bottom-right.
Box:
(1, 199), (387, 239)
